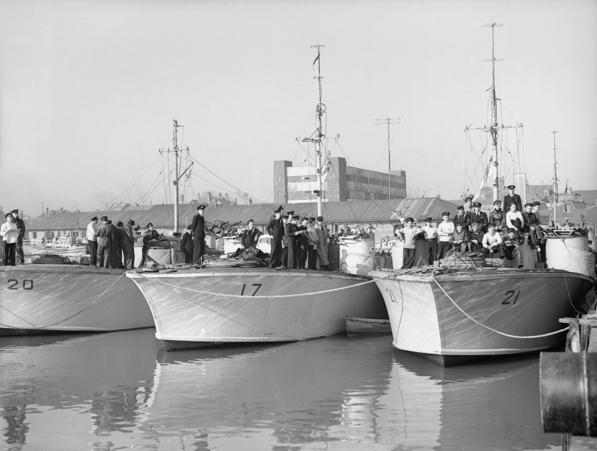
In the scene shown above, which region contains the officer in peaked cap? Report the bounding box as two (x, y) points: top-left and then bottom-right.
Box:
(191, 204), (207, 265)
(469, 203), (488, 234)
(464, 196), (474, 213)
(503, 185), (522, 213)
(266, 207), (284, 268)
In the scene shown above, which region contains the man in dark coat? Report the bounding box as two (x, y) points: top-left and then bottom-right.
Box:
(296, 216), (310, 269)
(11, 209), (26, 265)
(140, 223), (161, 267)
(488, 200), (505, 233)
(181, 224), (193, 264)
(468, 202), (488, 234)
(122, 219), (136, 269)
(239, 219), (262, 250)
(284, 211), (299, 269)
(112, 221), (124, 269)
(266, 208), (283, 268)
(95, 216), (114, 268)
(503, 185), (523, 213)
(191, 205), (206, 264)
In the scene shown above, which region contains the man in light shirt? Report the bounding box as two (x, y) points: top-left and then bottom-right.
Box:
(437, 212), (454, 260)
(1, 213), (20, 266)
(398, 217), (422, 269)
(482, 224), (503, 258)
(86, 216), (99, 266)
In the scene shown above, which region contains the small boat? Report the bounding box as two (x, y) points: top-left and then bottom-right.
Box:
(0, 264), (154, 335)
(370, 24), (596, 366)
(127, 48), (387, 350)
(370, 266), (594, 366)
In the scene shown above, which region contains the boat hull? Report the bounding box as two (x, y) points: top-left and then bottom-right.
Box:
(370, 268), (595, 366)
(127, 268), (387, 350)
(0, 264), (153, 334)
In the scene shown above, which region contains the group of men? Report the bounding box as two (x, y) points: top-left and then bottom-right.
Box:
(397, 185), (545, 268)
(1, 209), (26, 266)
(266, 207), (331, 270)
(86, 216), (139, 269)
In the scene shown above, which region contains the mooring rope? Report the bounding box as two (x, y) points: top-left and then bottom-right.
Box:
(0, 271), (127, 329)
(135, 271), (386, 298)
(431, 276), (570, 339)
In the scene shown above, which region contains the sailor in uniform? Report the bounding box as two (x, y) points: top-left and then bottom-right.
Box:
(191, 205), (206, 265)
(503, 185), (523, 213)
(266, 208), (283, 268)
(284, 211), (299, 269)
(239, 219), (262, 249)
(469, 202), (488, 234)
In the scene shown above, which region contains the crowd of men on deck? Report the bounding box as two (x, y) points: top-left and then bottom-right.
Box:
(396, 185), (546, 269)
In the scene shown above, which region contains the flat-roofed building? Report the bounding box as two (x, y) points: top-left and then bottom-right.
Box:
(274, 157), (406, 204)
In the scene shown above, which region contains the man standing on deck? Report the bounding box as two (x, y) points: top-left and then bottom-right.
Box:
(86, 216), (98, 266)
(284, 211), (298, 269)
(11, 210), (26, 265)
(95, 216), (114, 268)
(181, 224), (194, 264)
(503, 185), (523, 213)
(191, 205), (206, 265)
(266, 207), (283, 268)
(314, 216), (330, 270)
(122, 219), (135, 269)
(112, 221), (124, 269)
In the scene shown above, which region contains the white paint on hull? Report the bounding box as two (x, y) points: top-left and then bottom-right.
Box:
(128, 268), (387, 348)
(0, 264), (153, 333)
(371, 269), (595, 359)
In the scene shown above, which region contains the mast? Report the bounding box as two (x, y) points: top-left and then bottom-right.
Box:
(375, 118), (401, 200)
(302, 45), (325, 217)
(163, 120), (193, 236)
(486, 22), (502, 203)
(552, 130), (558, 223)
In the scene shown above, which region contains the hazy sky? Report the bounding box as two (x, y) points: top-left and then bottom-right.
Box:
(1, 0), (596, 217)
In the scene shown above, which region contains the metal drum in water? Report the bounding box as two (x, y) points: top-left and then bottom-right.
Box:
(540, 352), (597, 436)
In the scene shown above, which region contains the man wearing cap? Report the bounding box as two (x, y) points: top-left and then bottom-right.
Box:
(437, 212), (455, 260)
(397, 217), (422, 268)
(295, 216), (310, 269)
(421, 217), (438, 264)
(469, 202), (488, 234)
(488, 200), (505, 233)
(463, 196), (474, 214)
(95, 216), (114, 268)
(191, 205), (207, 265)
(11, 210), (26, 265)
(266, 208), (284, 268)
(181, 224), (194, 264)
(1, 213), (19, 266)
(122, 219), (136, 269)
(532, 201), (547, 262)
(306, 217), (319, 269)
(522, 203), (539, 249)
(503, 185), (523, 213)
(111, 221), (124, 269)
(86, 216), (99, 266)
(141, 223), (161, 267)
(453, 206), (469, 230)
(239, 219), (262, 250)
(314, 216), (330, 269)
(284, 211), (300, 269)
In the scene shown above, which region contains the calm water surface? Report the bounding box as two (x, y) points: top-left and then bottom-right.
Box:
(0, 329), (560, 450)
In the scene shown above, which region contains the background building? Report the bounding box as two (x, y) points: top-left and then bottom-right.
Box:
(274, 157), (406, 204)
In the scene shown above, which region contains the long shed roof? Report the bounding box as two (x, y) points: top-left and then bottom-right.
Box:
(27, 198), (460, 231)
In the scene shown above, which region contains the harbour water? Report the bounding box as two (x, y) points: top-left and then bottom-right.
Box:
(0, 328), (559, 451)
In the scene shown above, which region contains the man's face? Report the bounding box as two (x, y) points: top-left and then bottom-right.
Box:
(456, 225), (463, 232)
(248, 222), (254, 230)
(494, 203), (501, 210)
(198, 209), (204, 216)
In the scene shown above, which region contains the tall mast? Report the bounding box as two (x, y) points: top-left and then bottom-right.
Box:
(375, 118), (401, 200)
(485, 22), (503, 203)
(163, 120), (193, 236)
(301, 45), (325, 217)
(552, 130), (558, 223)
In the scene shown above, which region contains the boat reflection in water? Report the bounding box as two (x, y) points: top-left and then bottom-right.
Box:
(0, 332), (558, 450)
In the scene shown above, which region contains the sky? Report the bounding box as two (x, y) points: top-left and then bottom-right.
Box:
(1, 0), (596, 218)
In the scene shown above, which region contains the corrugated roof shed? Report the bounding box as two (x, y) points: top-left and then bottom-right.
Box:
(27, 198), (460, 231)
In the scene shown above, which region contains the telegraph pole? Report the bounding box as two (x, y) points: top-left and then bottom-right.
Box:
(375, 118), (401, 200)
(552, 130), (558, 222)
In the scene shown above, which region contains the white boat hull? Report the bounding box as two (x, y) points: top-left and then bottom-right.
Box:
(0, 264), (153, 334)
(370, 268), (595, 366)
(127, 268), (387, 349)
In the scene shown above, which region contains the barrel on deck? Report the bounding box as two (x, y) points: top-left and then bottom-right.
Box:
(540, 352), (597, 436)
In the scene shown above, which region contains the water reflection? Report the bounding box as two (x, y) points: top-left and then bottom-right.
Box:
(0, 330), (557, 450)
